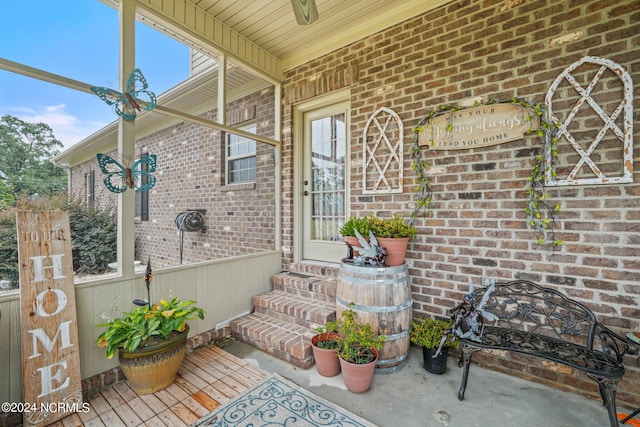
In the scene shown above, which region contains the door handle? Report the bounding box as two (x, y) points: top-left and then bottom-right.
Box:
(303, 191), (309, 196)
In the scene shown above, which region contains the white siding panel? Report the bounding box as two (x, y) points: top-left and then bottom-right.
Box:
(205, 14), (215, 41)
(0, 297), (22, 402)
(214, 19), (223, 45)
(0, 251), (281, 402)
(237, 37), (246, 58)
(195, 7), (206, 34)
(161, 0), (174, 16)
(185, 1), (196, 28)
(174, 0), (185, 22)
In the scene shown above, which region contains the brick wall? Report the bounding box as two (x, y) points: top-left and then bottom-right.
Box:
(281, 0), (639, 407)
(70, 87), (277, 268)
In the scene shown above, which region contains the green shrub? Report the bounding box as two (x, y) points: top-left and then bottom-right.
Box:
(0, 208), (19, 286)
(368, 215), (417, 239)
(0, 194), (117, 286)
(410, 317), (459, 350)
(339, 217), (371, 237)
(326, 303), (386, 364)
(69, 200), (117, 275)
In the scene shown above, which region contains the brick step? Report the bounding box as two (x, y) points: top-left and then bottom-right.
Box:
(273, 271), (338, 303)
(286, 262), (341, 279)
(230, 312), (315, 368)
(230, 266), (340, 369)
(253, 290), (336, 329)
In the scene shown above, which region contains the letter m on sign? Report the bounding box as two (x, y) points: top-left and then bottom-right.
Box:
(16, 211), (82, 427)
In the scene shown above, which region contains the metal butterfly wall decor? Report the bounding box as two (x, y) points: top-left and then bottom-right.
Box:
(96, 153), (157, 193)
(90, 68), (156, 120)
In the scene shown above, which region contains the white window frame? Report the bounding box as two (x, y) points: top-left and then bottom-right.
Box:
(226, 124), (257, 185)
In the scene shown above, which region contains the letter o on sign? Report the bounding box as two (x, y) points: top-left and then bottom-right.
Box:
(34, 289), (67, 317)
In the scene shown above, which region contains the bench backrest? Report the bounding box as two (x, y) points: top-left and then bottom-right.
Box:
(476, 280), (597, 349)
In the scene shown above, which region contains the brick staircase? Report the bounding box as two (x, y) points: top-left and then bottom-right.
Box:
(230, 264), (339, 368)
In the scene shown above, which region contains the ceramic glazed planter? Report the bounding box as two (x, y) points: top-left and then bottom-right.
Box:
(339, 348), (378, 393)
(311, 332), (341, 377)
(377, 237), (409, 266)
(422, 346), (448, 374)
(118, 325), (189, 394)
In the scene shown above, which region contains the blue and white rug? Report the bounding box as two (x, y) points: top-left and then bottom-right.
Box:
(193, 374), (377, 427)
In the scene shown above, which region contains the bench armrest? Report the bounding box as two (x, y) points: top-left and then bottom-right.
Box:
(596, 322), (638, 363)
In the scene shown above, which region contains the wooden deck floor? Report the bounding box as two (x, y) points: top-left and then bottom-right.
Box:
(49, 345), (270, 427)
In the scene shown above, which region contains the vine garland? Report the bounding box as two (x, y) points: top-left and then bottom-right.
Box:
(409, 98), (563, 247)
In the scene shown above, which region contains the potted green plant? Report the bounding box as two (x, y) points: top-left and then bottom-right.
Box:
(339, 216), (372, 238)
(368, 215), (417, 266)
(96, 261), (205, 394)
(311, 325), (341, 377)
(410, 317), (458, 374)
(339, 217), (371, 257)
(331, 304), (386, 392)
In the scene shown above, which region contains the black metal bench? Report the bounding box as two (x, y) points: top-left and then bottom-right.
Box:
(451, 279), (637, 427)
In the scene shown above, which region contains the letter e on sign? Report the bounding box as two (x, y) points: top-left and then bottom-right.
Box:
(16, 211), (82, 427)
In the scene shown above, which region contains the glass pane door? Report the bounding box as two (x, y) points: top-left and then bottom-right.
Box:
(302, 103), (349, 262)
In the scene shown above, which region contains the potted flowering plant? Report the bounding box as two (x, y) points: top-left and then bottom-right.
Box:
(96, 260), (205, 393)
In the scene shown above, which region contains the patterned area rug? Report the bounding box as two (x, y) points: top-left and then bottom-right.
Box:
(193, 374), (377, 427)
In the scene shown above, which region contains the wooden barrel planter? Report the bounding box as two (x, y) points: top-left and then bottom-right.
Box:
(337, 262), (412, 373)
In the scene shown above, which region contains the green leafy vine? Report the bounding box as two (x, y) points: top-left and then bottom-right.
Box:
(409, 98), (563, 247)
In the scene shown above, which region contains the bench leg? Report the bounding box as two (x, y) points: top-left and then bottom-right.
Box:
(588, 374), (620, 427)
(621, 408), (640, 424)
(457, 344), (479, 401)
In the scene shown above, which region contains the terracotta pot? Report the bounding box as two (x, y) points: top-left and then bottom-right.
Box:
(344, 236), (362, 247)
(422, 346), (448, 374)
(118, 325), (189, 394)
(311, 332), (341, 377)
(339, 348), (378, 393)
(377, 237), (409, 266)
(344, 236), (369, 258)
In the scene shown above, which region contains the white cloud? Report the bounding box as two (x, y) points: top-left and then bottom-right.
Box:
(5, 104), (109, 150)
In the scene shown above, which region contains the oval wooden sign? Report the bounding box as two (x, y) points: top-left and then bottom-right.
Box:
(419, 103), (539, 150)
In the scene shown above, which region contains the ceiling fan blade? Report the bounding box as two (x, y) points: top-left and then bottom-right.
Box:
(291, 0), (318, 25)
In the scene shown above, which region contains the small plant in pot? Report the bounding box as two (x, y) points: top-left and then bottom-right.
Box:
(96, 260), (205, 393)
(368, 215), (417, 266)
(332, 304), (386, 392)
(311, 325), (341, 377)
(410, 317), (459, 374)
(339, 217), (371, 258)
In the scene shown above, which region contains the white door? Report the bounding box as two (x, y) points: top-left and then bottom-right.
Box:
(302, 102), (349, 263)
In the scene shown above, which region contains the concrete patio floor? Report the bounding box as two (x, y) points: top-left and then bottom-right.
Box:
(221, 340), (637, 427)
(45, 338), (638, 427)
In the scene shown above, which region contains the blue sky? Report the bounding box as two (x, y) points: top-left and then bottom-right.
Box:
(0, 0), (189, 150)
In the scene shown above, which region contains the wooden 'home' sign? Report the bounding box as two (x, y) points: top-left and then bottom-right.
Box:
(16, 211), (83, 427)
(420, 103), (538, 150)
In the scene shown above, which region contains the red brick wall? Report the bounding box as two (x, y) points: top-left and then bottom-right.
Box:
(281, 0), (639, 407)
(70, 87), (277, 268)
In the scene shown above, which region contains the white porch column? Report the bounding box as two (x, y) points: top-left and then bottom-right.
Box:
(217, 53), (226, 124)
(117, 0), (136, 277)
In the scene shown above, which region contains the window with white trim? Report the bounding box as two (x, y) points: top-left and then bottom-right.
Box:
(226, 124), (256, 184)
(135, 152), (149, 221)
